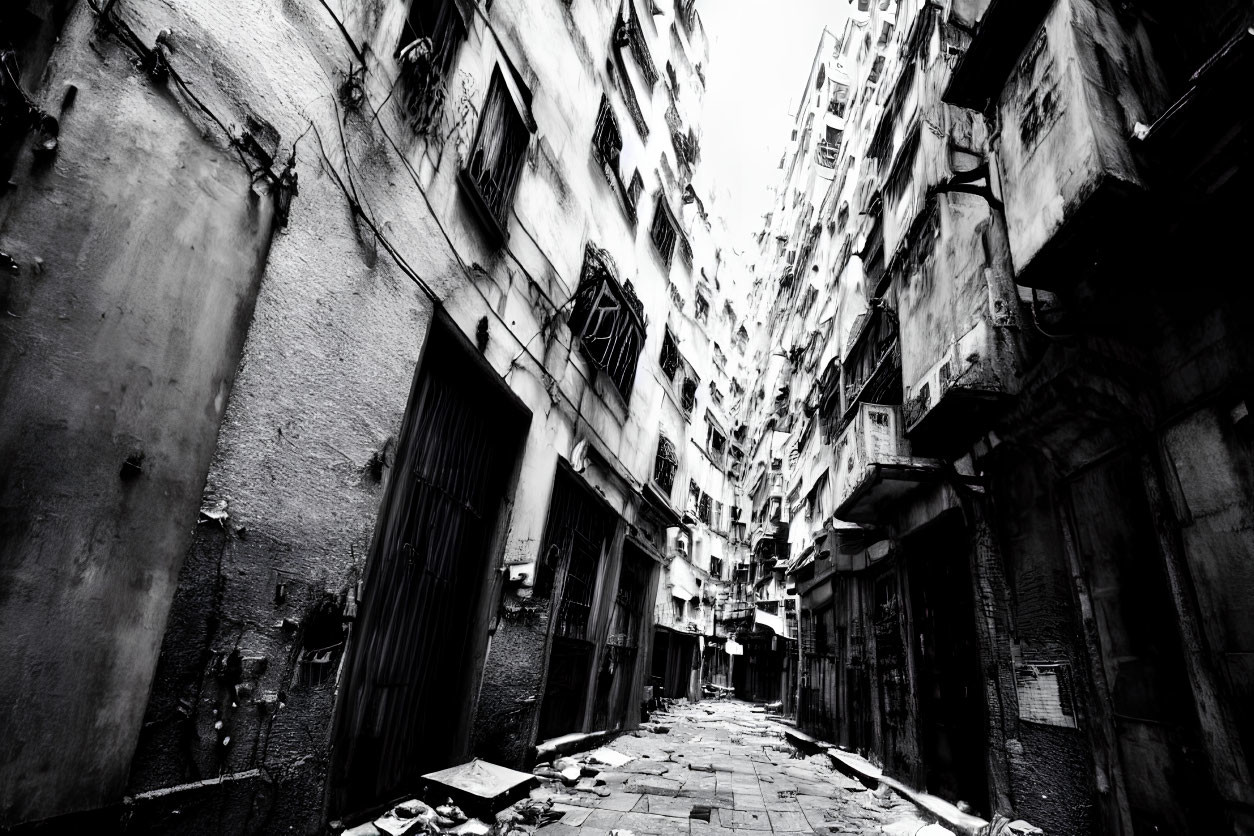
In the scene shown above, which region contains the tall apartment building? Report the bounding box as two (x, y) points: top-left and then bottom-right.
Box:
(0, 0), (749, 831)
(745, 0), (1254, 834)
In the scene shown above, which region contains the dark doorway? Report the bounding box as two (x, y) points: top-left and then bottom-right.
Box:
(330, 322), (526, 818)
(906, 514), (989, 816)
(591, 544), (651, 731)
(1067, 453), (1222, 835)
(535, 466), (617, 741)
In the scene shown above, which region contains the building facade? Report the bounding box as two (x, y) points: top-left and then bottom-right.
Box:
(0, 0), (748, 831)
(746, 0), (1254, 834)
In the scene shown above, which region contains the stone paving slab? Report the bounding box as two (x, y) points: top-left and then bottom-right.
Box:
(523, 701), (934, 834)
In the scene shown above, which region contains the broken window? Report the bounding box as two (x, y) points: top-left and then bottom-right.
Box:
(396, 0), (467, 134)
(694, 292), (709, 325)
(698, 492), (712, 525)
(709, 382), (723, 407)
(709, 555), (723, 578)
(713, 343), (726, 370)
(706, 420), (726, 466)
(461, 68), (530, 243)
(659, 328), (681, 380)
(681, 377), (698, 417)
(654, 434), (678, 494)
(650, 196), (679, 266)
(568, 243), (646, 398)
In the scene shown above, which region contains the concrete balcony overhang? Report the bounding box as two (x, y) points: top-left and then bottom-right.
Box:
(955, 0), (1157, 290)
(834, 403), (942, 524)
(943, 0), (1053, 111)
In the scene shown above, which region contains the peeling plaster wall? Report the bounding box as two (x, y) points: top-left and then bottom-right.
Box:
(0, 6), (277, 825)
(995, 0), (1164, 279)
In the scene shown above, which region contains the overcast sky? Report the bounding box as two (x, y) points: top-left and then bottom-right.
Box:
(700, 1), (846, 248)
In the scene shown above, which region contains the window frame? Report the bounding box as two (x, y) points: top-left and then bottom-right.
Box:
(567, 243), (648, 400)
(458, 67), (531, 245)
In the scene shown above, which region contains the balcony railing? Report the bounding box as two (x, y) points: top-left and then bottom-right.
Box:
(816, 141), (839, 168)
(833, 403), (941, 523)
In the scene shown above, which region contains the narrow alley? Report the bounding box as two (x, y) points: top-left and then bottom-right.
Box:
(2, 0), (1254, 834)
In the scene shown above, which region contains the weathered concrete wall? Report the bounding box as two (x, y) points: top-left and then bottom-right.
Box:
(995, 0), (1163, 278)
(0, 6), (277, 824)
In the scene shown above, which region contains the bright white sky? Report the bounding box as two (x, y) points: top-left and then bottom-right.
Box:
(700, 0), (846, 247)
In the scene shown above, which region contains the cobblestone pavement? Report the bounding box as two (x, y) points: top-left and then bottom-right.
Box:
(530, 701), (932, 836)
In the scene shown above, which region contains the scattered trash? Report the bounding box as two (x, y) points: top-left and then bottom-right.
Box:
(422, 759), (538, 819)
(374, 798), (438, 836)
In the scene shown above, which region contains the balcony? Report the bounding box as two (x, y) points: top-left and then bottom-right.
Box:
(816, 141), (840, 169)
(946, 0), (1164, 290)
(833, 403), (941, 523)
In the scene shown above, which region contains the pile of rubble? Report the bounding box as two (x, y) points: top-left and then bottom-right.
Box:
(343, 794), (567, 836)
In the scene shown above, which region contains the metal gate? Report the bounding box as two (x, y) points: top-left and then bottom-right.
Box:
(331, 326), (523, 817)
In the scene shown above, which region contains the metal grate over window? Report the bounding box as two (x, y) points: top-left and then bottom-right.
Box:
(659, 329), (681, 380)
(654, 435), (678, 494)
(650, 196), (678, 266)
(461, 69), (529, 241)
(568, 244), (647, 398)
(396, 0), (467, 135)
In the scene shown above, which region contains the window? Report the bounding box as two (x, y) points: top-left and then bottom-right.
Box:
(714, 501), (724, 531)
(681, 377), (697, 417)
(627, 169), (644, 211)
(709, 382), (723, 407)
(654, 435), (678, 494)
(733, 325), (749, 353)
(396, 0), (467, 134)
(694, 292), (709, 325)
(650, 196), (678, 266)
(460, 69), (530, 243)
(713, 343), (726, 370)
(592, 95), (623, 171)
(828, 82), (849, 118)
(706, 421), (726, 466)
(659, 329), (680, 380)
(709, 556), (724, 579)
(568, 243), (647, 398)
(698, 492), (712, 525)
(620, 3), (659, 88)
(672, 597), (685, 622)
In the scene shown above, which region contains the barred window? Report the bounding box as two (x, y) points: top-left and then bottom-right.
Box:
(396, 0), (467, 134)
(654, 435), (678, 494)
(660, 329), (681, 381)
(461, 69), (530, 243)
(650, 196), (678, 266)
(568, 243), (646, 398)
(592, 94), (623, 170)
(622, 4), (659, 88)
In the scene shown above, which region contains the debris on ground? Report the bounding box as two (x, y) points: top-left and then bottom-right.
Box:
(423, 759), (538, 818)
